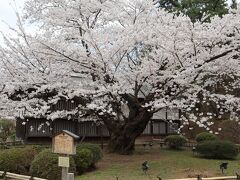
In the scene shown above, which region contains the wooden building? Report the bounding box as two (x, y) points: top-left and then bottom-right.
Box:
(16, 100), (181, 142)
(16, 112), (180, 142)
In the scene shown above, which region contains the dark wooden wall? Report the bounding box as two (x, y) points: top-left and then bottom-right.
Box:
(16, 118), (180, 141)
(16, 100), (181, 141)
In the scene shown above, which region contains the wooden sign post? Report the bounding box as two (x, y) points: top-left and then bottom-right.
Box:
(52, 130), (79, 180)
(58, 156), (70, 180)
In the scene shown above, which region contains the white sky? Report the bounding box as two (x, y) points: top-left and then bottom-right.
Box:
(0, 0), (239, 37)
(0, 0), (25, 30)
(0, 0), (26, 43)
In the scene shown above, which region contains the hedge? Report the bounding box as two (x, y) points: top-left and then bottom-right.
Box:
(165, 135), (187, 149)
(30, 144), (103, 178)
(195, 132), (218, 143)
(77, 143), (103, 166)
(30, 149), (76, 180)
(0, 144), (103, 178)
(74, 148), (94, 174)
(0, 147), (39, 175)
(196, 140), (239, 159)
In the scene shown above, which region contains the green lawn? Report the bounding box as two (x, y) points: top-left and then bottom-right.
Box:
(77, 147), (240, 180)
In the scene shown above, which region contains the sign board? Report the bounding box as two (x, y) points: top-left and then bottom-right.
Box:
(52, 130), (79, 155)
(58, 156), (70, 168)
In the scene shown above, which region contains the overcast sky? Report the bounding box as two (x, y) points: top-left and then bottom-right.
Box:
(0, 0), (239, 36)
(0, 0), (25, 30)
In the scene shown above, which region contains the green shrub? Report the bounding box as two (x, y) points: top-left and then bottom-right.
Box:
(0, 147), (38, 175)
(165, 135), (187, 149)
(77, 143), (103, 166)
(74, 148), (94, 174)
(30, 149), (76, 180)
(30, 145), (50, 152)
(196, 132), (218, 143)
(196, 140), (238, 159)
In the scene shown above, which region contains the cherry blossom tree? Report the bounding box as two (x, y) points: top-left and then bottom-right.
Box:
(0, 0), (239, 154)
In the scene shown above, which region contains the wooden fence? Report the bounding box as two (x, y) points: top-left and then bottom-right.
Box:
(1, 171), (238, 180)
(139, 138), (197, 148)
(0, 171), (46, 180)
(169, 176), (238, 180)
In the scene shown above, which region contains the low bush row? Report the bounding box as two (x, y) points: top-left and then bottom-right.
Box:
(0, 143), (103, 180)
(196, 140), (238, 159)
(0, 146), (39, 175)
(164, 132), (239, 160)
(194, 132), (238, 159)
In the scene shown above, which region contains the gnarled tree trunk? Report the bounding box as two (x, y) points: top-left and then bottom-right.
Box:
(105, 109), (152, 154)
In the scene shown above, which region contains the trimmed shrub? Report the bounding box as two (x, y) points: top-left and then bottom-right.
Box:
(196, 132), (217, 143)
(74, 148), (94, 174)
(0, 147), (38, 175)
(196, 140), (238, 159)
(165, 135), (187, 149)
(30, 149), (76, 180)
(77, 144), (103, 166)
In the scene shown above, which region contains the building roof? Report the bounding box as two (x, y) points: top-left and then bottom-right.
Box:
(54, 130), (79, 139)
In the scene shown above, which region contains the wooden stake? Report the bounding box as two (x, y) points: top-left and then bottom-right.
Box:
(62, 167), (68, 180)
(68, 173), (74, 180)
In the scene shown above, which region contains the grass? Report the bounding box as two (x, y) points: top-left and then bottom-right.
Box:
(1, 144), (239, 179)
(76, 146), (240, 180)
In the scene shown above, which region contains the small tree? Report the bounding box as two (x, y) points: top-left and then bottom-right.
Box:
(0, 119), (15, 142)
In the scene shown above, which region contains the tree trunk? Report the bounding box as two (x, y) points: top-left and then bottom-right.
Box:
(106, 109), (152, 154)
